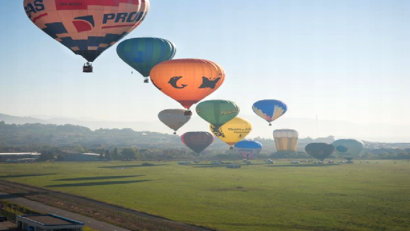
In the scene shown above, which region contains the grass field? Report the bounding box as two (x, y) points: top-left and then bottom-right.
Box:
(0, 160), (409, 231)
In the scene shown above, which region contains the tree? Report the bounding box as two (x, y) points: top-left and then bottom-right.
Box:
(105, 149), (112, 161)
(121, 148), (137, 160)
(112, 147), (119, 160)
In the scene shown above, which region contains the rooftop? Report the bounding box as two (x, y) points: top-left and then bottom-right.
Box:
(19, 214), (83, 226)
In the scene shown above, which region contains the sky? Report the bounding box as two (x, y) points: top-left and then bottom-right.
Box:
(1, 0), (410, 142)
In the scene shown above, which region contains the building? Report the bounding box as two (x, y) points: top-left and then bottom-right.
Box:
(0, 153), (41, 162)
(63, 153), (101, 161)
(16, 214), (83, 231)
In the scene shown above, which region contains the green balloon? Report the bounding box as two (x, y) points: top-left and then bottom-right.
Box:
(195, 100), (239, 127)
(332, 139), (364, 161)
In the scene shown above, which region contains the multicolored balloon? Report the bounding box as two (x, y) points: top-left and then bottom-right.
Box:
(196, 100), (239, 128)
(252, 100), (287, 126)
(181, 132), (214, 154)
(158, 109), (191, 134)
(117, 37), (176, 82)
(23, 0), (149, 66)
(210, 117), (252, 149)
(332, 139), (364, 161)
(273, 129), (299, 152)
(305, 143), (335, 161)
(234, 140), (262, 159)
(150, 59), (225, 112)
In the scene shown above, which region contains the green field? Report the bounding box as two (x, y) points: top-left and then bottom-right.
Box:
(1, 160), (409, 231)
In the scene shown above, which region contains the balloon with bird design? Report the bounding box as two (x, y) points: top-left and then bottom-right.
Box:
(252, 100), (287, 126)
(23, 0), (150, 72)
(117, 37), (176, 83)
(150, 59), (225, 114)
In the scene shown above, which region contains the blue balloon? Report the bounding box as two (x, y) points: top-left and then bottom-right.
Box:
(252, 99), (287, 126)
(234, 140), (262, 159)
(117, 37), (177, 78)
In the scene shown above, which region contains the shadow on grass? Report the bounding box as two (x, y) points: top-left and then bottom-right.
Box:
(0, 191), (48, 199)
(266, 164), (340, 168)
(99, 164), (168, 169)
(46, 180), (152, 188)
(55, 175), (145, 181)
(0, 174), (55, 178)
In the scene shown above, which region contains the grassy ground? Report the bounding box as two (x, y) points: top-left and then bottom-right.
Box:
(0, 160), (409, 231)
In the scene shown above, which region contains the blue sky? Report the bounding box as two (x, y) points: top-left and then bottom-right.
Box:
(1, 0), (410, 141)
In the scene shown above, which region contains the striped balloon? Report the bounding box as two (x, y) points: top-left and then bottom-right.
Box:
(252, 100), (287, 126)
(23, 0), (150, 62)
(117, 37), (177, 77)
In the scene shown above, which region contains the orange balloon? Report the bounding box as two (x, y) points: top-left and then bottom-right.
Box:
(150, 59), (225, 109)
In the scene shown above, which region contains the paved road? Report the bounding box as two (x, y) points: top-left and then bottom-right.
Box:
(0, 191), (130, 231)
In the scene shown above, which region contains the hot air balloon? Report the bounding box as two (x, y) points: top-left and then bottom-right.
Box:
(234, 140), (262, 159)
(23, 0), (150, 72)
(332, 139), (364, 161)
(210, 117), (252, 149)
(196, 100), (239, 128)
(117, 37), (176, 83)
(158, 109), (191, 135)
(273, 129), (299, 152)
(305, 143), (335, 161)
(181, 132), (214, 154)
(150, 59), (225, 115)
(252, 100), (287, 126)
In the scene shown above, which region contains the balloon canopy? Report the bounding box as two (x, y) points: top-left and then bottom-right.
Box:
(273, 129), (299, 152)
(150, 59), (225, 109)
(196, 100), (239, 128)
(181, 132), (214, 154)
(158, 109), (191, 134)
(332, 139), (364, 160)
(234, 140), (262, 159)
(252, 99), (287, 126)
(117, 37), (176, 78)
(210, 117), (252, 148)
(305, 143), (335, 161)
(24, 0), (149, 63)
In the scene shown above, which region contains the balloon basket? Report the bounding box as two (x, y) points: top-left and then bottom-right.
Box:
(184, 110), (192, 116)
(83, 63), (93, 73)
(144, 78), (149, 83)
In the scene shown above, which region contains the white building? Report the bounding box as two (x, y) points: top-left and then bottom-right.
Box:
(16, 214), (83, 231)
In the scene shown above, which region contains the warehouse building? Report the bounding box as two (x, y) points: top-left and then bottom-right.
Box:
(0, 153), (41, 162)
(16, 214), (83, 231)
(63, 153), (101, 161)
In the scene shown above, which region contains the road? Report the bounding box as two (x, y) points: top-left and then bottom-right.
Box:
(0, 191), (130, 231)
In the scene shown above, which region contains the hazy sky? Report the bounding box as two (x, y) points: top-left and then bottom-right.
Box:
(1, 0), (409, 141)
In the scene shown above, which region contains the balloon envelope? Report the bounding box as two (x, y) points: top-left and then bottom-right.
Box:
(150, 59), (225, 109)
(117, 37), (176, 77)
(273, 129), (299, 152)
(210, 117), (252, 148)
(332, 139), (364, 160)
(158, 109), (191, 134)
(305, 143), (335, 161)
(181, 132), (214, 154)
(234, 140), (262, 159)
(252, 100), (287, 125)
(196, 100), (239, 127)
(24, 0), (149, 62)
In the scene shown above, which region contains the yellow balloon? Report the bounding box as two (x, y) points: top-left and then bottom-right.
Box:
(210, 117), (252, 148)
